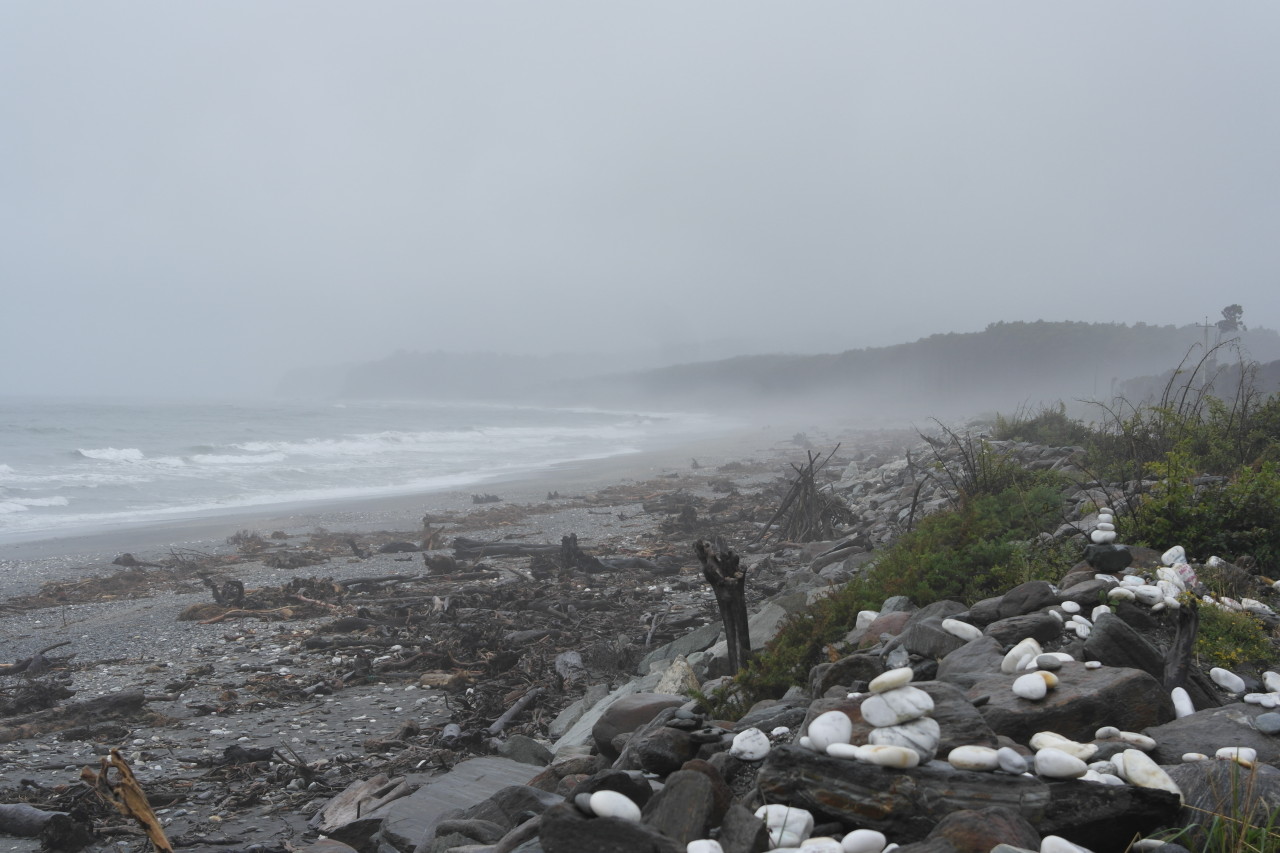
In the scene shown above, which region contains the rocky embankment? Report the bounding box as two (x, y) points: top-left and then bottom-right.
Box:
(371, 437), (1280, 853)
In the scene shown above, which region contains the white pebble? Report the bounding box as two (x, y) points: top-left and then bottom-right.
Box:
(1085, 661), (1102, 669)
(1107, 587), (1136, 602)
(1002, 638), (1043, 675)
(798, 840), (842, 853)
(1095, 726), (1120, 739)
(1096, 522), (1115, 532)
(861, 686), (934, 727)
(1120, 749), (1183, 801)
(1031, 732), (1097, 761)
(941, 618), (983, 642)
(856, 610), (880, 629)
(1216, 746), (1258, 764)
(858, 744), (920, 768)
(867, 666), (914, 693)
(730, 728), (772, 761)
(588, 789), (641, 821)
(1042, 835), (1095, 853)
(1060, 600), (1081, 614)
(827, 742), (862, 760)
(756, 804), (814, 848)
(807, 711), (854, 752)
(948, 745), (1000, 772)
(1117, 731), (1158, 751)
(1013, 673), (1048, 701)
(1035, 748), (1088, 779)
(1211, 667), (1247, 694)
(868, 716), (940, 761)
(1182, 753), (1208, 762)
(1091, 605), (1112, 621)
(1161, 545), (1186, 566)
(997, 746), (1029, 774)
(1091, 530), (1116, 544)
(688, 841), (724, 853)
(841, 828), (888, 853)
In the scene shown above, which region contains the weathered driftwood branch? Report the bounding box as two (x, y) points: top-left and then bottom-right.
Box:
(0, 641), (71, 676)
(81, 749), (173, 853)
(486, 686), (546, 736)
(695, 538), (751, 674)
(0, 803), (67, 836)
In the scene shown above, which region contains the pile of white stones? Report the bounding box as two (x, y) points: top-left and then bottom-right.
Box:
(800, 666), (939, 768)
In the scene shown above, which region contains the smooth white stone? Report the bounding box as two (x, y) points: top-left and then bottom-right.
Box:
(1031, 731), (1097, 760)
(1151, 602), (1166, 614)
(1035, 747), (1088, 779)
(1096, 522), (1115, 532)
(1245, 693), (1266, 705)
(1072, 622), (1092, 639)
(941, 618), (983, 642)
(1120, 575), (1144, 587)
(1091, 605), (1112, 621)
(868, 666), (914, 694)
(1121, 749), (1183, 801)
(687, 841), (724, 853)
(1265, 671), (1280, 693)
(859, 744), (920, 768)
(1132, 840), (1172, 852)
(1107, 756), (1128, 782)
(1085, 660), (1102, 669)
(1243, 598), (1274, 616)
(1134, 585), (1164, 606)
(729, 727), (772, 761)
(1118, 731), (1157, 751)
(756, 804), (814, 849)
(1013, 673), (1048, 700)
(1071, 614), (1091, 627)
(1042, 834), (1094, 852)
(589, 789), (642, 822)
(1002, 638), (1043, 674)
(1155, 567), (1185, 591)
(1216, 746), (1258, 763)
(1161, 546), (1186, 566)
(1263, 695), (1279, 709)
(799, 735), (815, 751)
(841, 828), (888, 853)
(772, 726), (791, 737)
(1096, 513), (1114, 524)
(861, 686), (934, 727)
(869, 716), (940, 761)
(827, 742), (862, 760)
(1098, 507), (1114, 515)
(1094, 574), (1119, 584)
(1060, 600), (1081, 614)
(1050, 610), (1065, 623)
(1037, 671), (1060, 689)
(1220, 596), (1243, 611)
(1095, 726), (1121, 739)
(799, 840), (842, 853)
(1156, 579), (1181, 598)
(947, 745), (1000, 771)
(1207, 556), (1227, 568)
(1090, 530), (1116, 544)
(1107, 587), (1136, 602)
(807, 711), (854, 752)
(1273, 579), (1280, 592)
(856, 610), (880, 630)
(1163, 596), (1181, 611)
(1211, 667), (1247, 694)
(1182, 753), (1208, 762)
(1096, 773), (1126, 786)
(997, 746), (1029, 774)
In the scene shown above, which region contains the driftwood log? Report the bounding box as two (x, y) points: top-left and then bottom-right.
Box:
(82, 749), (173, 853)
(695, 538), (751, 674)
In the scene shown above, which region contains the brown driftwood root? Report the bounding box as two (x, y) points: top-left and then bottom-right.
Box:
(81, 749), (173, 853)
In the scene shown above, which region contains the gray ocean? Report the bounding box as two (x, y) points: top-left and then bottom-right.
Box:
(0, 397), (727, 543)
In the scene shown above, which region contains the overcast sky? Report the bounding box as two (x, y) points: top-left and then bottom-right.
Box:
(2, 2), (1278, 398)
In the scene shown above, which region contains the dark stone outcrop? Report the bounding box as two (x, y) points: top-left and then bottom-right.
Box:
(1145, 703), (1280, 766)
(1037, 780), (1181, 853)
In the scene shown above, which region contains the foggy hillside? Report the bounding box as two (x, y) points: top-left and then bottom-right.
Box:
(281, 321), (1280, 420)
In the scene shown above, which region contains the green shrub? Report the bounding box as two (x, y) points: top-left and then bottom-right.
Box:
(991, 403), (1095, 447)
(1195, 604), (1277, 672)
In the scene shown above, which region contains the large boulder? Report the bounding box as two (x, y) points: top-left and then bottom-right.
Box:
(996, 581), (1059, 619)
(965, 662), (1174, 744)
(591, 694), (686, 759)
(936, 636), (1006, 687)
(1145, 703), (1280, 766)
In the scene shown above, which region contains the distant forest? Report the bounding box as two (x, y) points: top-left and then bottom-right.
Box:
(278, 319), (1280, 420)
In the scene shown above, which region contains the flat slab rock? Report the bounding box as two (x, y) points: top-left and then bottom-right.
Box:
(755, 744), (1050, 842)
(376, 757), (540, 852)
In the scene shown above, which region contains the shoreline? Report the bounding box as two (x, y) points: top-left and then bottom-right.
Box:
(0, 425), (799, 597)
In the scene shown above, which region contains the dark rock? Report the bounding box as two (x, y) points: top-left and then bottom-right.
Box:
(1084, 544), (1133, 573)
(592, 694), (686, 759)
(733, 698), (809, 734)
(966, 662), (1173, 743)
(1111, 599), (1162, 633)
(809, 653), (884, 697)
(1256, 712), (1280, 735)
(1038, 779), (1181, 853)
(527, 755), (607, 793)
(983, 612), (1063, 646)
(434, 818), (506, 846)
(633, 726), (697, 776)
(1055, 579), (1112, 609)
(565, 770), (654, 809)
(454, 786), (565, 833)
(676, 759), (731, 826)
(1082, 613), (1164, 679)
(889, 600), (970, 659)
(706, 751), (755, 787)
(915, 682), (999, 752)
(497, 735), (553, 767)
(1145, 703), (1280, 765)
(920, 806), (1040, 853)
(964, 596), (1003, 627)
(997, 581), (1059, 619)
(1166, 760), (1280, 846)
(494, 816), (542, 853)
(854, 610), (913, 649)
(755, 745), (1050, 842)
(716, 802), (770, 853)
(613, 707), (681, 770)
(936, 637), (1006, 687)
(639, 769), (715, 846)
(538, 802), (680, 853)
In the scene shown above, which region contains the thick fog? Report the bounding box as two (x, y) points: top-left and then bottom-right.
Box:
(2, 3), (1278, 399)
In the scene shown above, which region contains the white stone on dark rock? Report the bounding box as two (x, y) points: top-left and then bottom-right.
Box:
(1265, 672), (1280, 693)
(1161, 546), (1186, 566)
(1134, 586), (1163, 606)
(1117, 731), (1157, 751)
(1012, 673), (1048, 701)
(948, 745), (1000, 771)
(841, 828), (888, 853)
(807, 711), (854, 752)
(826, 742), (862, 760)
(860, 686), (934, 727)
(868, 716), (941, 762)
(942, 618), (983, 642)
(1042, 834), (1094, 852)
(1096, 513), (1114, 524)
(1095, 726), (1120, 739)
(1244, 693), (1266, 705)
(997, 746), (1029, 774)
(798, 839), (842, 853)
(1085, 660), (1102, 669)
(1002, 638), (1043, 674)
(755, 804), (814, 848)
(1216, 746), (1258, 764)
(1030, 731), (1097, 761)
(1120, 749), (1182, 801)
(687, 840), (724, 853)
(1182, 753), (1208, 762)
(1060, 601), (1081, 614)
(858, 744), (921, 768)
(1107, 587), (1136, 602)
(856, 610), (880, 630)
(1091, 605), (1111, 621)
(730, 727), (772, 761)
(1034, 747), (1088, 779)
(588, 789), (642, 822)
(1091, 530), (1117, 544)
(1098, 507), (1114, 516)
(1096, 522), (1115, 532)
(1036, 671), (1060, 689)
(799, 735), (815, 751)
(1210, 667), (1247, 694)
(868, 666), (913, 694)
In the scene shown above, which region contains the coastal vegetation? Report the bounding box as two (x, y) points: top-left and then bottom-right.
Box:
(718, 367), (1280, 714)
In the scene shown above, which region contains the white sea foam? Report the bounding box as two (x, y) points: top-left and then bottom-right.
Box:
(190, 453), (288, 465)
(77, 447), (145, 462)
(0, 495), (70, 513)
